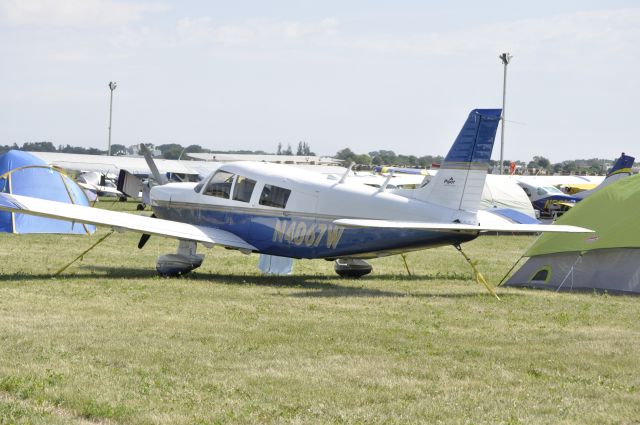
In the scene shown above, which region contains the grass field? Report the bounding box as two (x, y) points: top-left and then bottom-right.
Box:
(0, 201), (639, 424)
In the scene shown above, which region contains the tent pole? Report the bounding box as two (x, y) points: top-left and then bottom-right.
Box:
(498, 255), (524, 286)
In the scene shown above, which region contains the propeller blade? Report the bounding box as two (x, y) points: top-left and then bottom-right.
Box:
(139, 144), (168, 185)
(138, 233), (151, 249)
(137, 213), (156, 249)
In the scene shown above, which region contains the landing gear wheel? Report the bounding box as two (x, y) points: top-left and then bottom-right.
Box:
(334, 259), (372, 278)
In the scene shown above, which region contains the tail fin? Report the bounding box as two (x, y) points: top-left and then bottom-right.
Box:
(607, 153), (634, 177)
(414, 109), (501, 212)
(575, 152), (635, 199)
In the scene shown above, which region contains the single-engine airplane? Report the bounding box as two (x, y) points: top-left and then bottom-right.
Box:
(0, 109), (591, 288)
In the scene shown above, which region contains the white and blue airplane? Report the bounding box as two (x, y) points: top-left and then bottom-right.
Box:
(0, 109), (591, 284)
(516, 152), (635, 218)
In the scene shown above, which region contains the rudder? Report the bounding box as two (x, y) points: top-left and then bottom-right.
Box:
(416, 109), (501, 212)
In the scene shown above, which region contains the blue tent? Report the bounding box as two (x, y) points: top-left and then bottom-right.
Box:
(0, 150), (95, 234)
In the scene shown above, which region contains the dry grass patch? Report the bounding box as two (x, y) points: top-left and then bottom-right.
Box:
(0, 202), (638, 424)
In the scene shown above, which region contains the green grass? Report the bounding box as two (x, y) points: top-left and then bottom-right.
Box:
(0, 201), (638, 424)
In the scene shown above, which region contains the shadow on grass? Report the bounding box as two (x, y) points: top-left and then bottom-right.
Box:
(0, 266), (515, 299)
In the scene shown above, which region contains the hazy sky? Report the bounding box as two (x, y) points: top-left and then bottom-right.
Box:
(1, 0), (639, 162)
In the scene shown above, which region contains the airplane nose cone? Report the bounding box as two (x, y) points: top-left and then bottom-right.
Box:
(150, 185), (171, 204)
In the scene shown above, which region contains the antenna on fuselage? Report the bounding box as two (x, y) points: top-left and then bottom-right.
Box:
(378, 171), (395, 192)
(338, 162), (354, 184)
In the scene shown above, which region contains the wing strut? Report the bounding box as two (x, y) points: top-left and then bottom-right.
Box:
(454, 244), (500, 300)
(54, 230), (115, 276)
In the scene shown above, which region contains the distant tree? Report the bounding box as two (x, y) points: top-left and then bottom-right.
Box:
(296, 141), (314, 156)
(562, 160), (577, 174)
(336, 148), (356, 162)
(282, 144), (293, 155)
(110, 144), (127, 155)
(276, 142), (282, 155)
(368, 150), (397, 165)
(158, 143), (184, 159)
(552, 163), (563, 174)
(184, 144), (207, 153)
(533, 155), (551, 171)
(22, 141), (56, 152)
(163, 147), (185, 159)
(0, 144), (17, 155)
(353, 154), (372, 165)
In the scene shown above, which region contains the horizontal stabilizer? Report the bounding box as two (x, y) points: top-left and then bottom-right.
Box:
(0, 193), (256, 251)
(334, 218), (593, 234)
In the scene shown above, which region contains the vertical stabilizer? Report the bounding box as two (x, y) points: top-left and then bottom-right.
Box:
(607, 153), (634, 177)
(415, 109), (501, 212)
(575, 153), (635, 199)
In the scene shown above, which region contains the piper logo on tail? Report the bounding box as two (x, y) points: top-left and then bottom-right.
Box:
(444, 177), (456, 185)
(272, 219), (344, 249)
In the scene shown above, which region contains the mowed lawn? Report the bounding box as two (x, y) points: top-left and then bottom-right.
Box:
(0, 202), (638, 424)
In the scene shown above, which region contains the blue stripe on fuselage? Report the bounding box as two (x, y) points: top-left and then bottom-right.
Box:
(152, 205), (478, 259)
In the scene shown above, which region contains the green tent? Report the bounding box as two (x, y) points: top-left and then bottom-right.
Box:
(505, 173), (640, 293)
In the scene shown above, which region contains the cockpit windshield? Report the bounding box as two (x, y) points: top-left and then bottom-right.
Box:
(203, 171), (234, 198)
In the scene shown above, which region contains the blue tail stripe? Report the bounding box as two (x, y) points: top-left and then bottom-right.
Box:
(443, 109), (502, 164)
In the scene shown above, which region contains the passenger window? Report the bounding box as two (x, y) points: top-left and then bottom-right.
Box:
(259, 184), (291, 208)
(232, 176), (256, 203)
(203, 171), (234, 198)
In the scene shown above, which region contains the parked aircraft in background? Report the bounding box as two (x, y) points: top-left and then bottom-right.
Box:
(76, 171), (123, 201)
(516, 153), (635, 218)
(0, 109), (591, 294)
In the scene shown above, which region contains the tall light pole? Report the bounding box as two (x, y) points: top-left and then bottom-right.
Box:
(499, 53), (512, 175)
(107, 81), (117, 156)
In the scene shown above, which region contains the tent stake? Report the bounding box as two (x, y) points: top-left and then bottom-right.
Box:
(53, 230), (114, 276)
(454, 244), (500, 300)
(401, 253), (412, 276)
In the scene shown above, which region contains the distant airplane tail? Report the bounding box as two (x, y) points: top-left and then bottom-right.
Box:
(607, 153), (634, 177)
(413, 109), (501, 213)
(575, 152), (635, 200)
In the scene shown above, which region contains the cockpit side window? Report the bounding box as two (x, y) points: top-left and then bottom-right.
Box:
(259, 184), (291, 208)
(232, 176), (256, 203)
(203, 171), (234, 198)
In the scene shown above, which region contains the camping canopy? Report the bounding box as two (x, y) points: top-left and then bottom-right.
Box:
(0, 150), (94, 234)
(505, 173), (640, 294)
(481, 175), (537, 219)
(526, 173), (640, 256)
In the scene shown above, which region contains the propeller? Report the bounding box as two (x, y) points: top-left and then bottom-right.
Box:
(139, 143), (168, 185)
(137, 215), (155, 249)
(137, 145), (167, 249)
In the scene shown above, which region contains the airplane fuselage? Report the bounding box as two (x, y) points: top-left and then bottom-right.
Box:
(150, 162), (480, 259)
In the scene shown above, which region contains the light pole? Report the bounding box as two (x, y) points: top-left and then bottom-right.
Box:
(107, 81), (117, 156)
(499, 53), (512, 175)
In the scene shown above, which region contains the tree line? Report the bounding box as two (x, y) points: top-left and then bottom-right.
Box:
(0, 141), (628, 174)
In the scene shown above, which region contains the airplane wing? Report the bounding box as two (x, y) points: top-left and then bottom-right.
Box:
(333, 218), (592, 233)
(554, 201), (576, 208)
(0, 193), (256, 251)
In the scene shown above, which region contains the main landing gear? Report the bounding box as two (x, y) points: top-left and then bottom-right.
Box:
(334, 258), (373, 278)
(156, 240), (204, 277)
